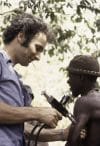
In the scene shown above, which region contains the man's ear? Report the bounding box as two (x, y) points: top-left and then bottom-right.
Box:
(17, 32), (25, 44)
(80, 75), (85, 81)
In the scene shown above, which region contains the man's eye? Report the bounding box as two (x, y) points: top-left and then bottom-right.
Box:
(36, 45), (43, 52)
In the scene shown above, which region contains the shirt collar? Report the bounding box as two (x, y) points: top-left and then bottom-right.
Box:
(0, 49), (13, 65)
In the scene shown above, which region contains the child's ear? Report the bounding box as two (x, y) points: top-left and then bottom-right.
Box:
(17, 32), (25, 44)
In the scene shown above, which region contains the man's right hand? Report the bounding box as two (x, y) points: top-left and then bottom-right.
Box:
(80, 129), (86, 139)
(36, 107), (62, 128)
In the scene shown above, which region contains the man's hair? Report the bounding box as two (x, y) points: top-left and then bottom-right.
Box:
(2, 13), (53, 46)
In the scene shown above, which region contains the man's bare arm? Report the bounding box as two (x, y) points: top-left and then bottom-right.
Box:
(68, 114), (89, 146)
(0, 102), (62, 128)
(24, 122), (70, 142)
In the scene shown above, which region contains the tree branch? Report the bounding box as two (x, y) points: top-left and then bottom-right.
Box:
(0, 9), (23, 16)
(79, 4), (100, 13)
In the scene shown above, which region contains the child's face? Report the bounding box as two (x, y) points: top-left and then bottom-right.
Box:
(67, 72), (82, 97)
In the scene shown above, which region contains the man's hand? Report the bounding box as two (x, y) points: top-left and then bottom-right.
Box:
(80, 129), (86, 139)
(37, 107), (62, 128)
(58, 126), (86, 141)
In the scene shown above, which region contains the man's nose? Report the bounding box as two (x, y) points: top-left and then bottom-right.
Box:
(35, 53), (41, 60)
(32, 52), (41, 61)
(30, 47), (41, 60)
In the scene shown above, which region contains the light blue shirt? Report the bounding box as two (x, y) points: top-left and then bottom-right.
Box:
(0, 50), (32, 146)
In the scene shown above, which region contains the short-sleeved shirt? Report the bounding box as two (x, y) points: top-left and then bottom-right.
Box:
(0, 49), (32, 146)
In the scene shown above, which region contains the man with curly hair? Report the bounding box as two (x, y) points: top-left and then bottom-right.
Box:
(0, 13), (66, 146)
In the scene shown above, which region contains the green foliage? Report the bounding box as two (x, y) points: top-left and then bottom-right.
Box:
(0, 0), (100, 59)
(0, 0), (12, 8)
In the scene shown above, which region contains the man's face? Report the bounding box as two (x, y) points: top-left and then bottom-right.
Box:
(15, 32), (47, 66)
(67, 72), (82, 97)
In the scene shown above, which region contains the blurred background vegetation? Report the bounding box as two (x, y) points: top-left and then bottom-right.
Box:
(0, 0), (100, 146)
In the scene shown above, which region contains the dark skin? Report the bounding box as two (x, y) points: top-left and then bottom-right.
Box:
(66, 72), (100, 146)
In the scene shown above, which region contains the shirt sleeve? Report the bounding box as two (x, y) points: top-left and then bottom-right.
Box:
(22, 84), (34, 106)
(0, 56), (3, 77)
(15, 72), (34, 106)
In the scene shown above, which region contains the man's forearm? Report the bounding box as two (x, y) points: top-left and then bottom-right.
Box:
(25, 123), (69, 142)
(0, 102), (40, 124)
(35, 128), (66, 142)
(0, 102), (62, 129)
